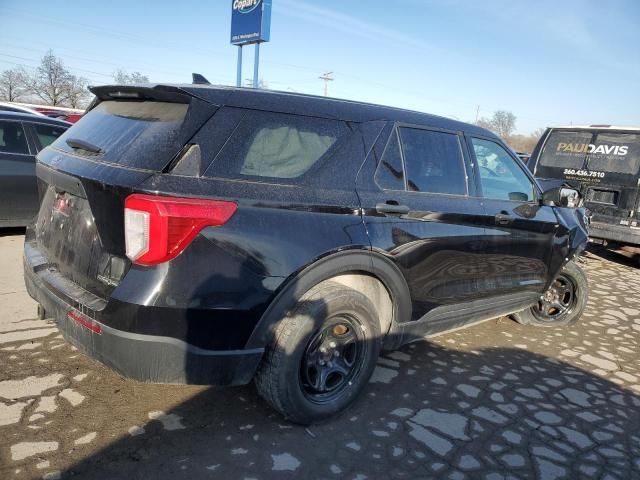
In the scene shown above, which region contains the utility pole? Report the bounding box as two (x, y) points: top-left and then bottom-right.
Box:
(475, 105), (480, 123)
(319, 71), (334, 97)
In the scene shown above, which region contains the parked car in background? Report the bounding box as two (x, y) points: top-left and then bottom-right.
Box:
(24, 85), (588, 423)
(1, 102), (85, 124)
(528, 125), (640, 249)
(0, 102), (47, 117)
(0, 112), (70, 227)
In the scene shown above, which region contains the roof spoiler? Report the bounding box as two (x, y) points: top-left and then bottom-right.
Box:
(87, 84), (215, 110)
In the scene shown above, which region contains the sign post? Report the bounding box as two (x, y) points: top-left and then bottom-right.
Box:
(230, 0), (272, 88)
(236, 45), (243, 87)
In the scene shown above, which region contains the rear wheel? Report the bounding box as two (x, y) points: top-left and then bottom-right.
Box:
(512, 261), (588, 327)
(254, 281), (381, 424)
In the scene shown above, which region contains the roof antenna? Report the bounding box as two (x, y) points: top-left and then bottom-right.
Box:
(192, 73), (211, 85)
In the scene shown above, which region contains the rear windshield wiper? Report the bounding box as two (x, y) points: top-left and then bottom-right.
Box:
(65, 138), (103, 154)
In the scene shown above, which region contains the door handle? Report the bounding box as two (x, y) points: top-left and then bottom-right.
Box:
(376, 202), (410, 215)
(495, 213), (513, 225)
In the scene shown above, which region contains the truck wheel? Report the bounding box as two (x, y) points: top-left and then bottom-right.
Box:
(512, 261), (588, 327)
(255, 281), (381, 424)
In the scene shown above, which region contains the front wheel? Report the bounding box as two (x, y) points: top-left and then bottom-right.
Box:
(254, 281), (381, 424)
(512, 261), (588, 327)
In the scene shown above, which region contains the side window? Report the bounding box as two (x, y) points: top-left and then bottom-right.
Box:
(399, 127), (467, 195)
(205, 110), (348, 180)
(472, 138), (535, 202)
(33, 124), (67, 150)
(374, 130), (405, 190)
(0, 121), (29, 155)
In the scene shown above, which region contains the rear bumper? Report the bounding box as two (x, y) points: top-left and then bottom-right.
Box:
(589, 221), (640, 246)
(23, 247), (263, 386)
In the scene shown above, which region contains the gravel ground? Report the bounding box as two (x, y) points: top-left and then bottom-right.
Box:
(0, 231), (638, 480)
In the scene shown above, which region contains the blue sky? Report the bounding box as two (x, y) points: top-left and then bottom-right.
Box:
(1, 0), (638, 133)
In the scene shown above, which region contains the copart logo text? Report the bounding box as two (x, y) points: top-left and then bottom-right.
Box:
(233, 0), (261, 13)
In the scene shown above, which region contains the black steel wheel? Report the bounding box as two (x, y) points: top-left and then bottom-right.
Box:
(512, 261), (588, 327)
(300, 315), (365, 403)
(255, 281), (381, 424)
(531, 273), (577, 323)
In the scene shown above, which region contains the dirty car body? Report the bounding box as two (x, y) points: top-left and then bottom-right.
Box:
(24, 84), (588, 392)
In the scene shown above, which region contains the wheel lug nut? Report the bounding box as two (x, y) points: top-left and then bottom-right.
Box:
(334, 351), (340, 357)
(329, 341), (336, 348)
(319, 360), (325, 365)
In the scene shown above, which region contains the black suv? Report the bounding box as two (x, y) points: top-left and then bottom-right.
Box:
(24, 84), (589, 423)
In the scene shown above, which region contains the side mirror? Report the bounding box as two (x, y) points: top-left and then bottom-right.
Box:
(542, 186), (581, 208)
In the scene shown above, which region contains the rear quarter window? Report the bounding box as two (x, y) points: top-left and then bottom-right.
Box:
(204, 110), (349, 181)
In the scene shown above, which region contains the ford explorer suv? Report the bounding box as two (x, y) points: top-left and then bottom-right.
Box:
(528, 125), (640, 250)
(24, 84), (589, 424)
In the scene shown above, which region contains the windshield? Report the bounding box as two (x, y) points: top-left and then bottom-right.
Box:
(51, 100), (189, 170)
(539, 129), (640, 175)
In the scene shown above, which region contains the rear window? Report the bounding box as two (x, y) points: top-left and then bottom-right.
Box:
(204, 110), (348, 180)
(51, 101), (189, 170)
(586, 132), (640, 175)
(539, 130), (640, 174)
(539, 131), (592, 169)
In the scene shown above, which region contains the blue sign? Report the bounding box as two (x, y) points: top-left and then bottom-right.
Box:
(230, 0), (272, 45)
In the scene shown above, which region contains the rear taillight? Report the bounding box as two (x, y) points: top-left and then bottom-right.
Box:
(124, 194), (237, 265)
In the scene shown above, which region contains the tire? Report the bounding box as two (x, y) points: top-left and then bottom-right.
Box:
(512, 261), (588, 327)
(254, 281), (382, 424)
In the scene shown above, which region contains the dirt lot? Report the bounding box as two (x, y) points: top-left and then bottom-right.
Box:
(0, 231), (639, 480)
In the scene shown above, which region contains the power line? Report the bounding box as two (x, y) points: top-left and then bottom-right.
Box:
(0, 8), (554, 128)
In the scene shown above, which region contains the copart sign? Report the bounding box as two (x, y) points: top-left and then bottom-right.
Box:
(230, 0), (272, 45)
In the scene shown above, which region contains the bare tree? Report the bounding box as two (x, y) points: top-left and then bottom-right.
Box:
(22, 50), (90, 108)
(113, 69), (149, 84)
(63, 75), (90, 108)
(476, 117), (494, 131)
(491, 110), (517, 139)
(476, 110), (517, 140)
(0, 68), (28, 102)
(26, 50), (72, 106)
